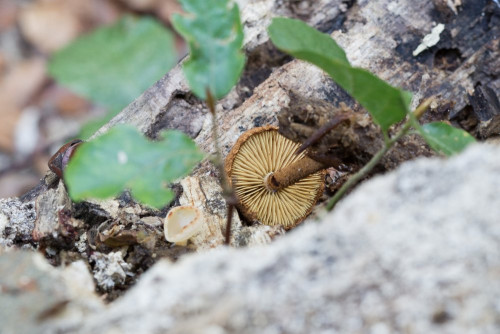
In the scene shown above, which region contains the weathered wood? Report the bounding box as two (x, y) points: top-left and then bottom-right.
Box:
(3, 0), (499, 282)
(4, 0), (349, 253)
(279, 0), (499, 173)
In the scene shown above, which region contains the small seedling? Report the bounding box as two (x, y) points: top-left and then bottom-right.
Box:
(172, 0), (245, 243)
(268, 17), (475, 210)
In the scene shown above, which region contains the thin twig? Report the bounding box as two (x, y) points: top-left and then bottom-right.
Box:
(205, 89), (235, 245)
(225, 203), (234, 245)
(295, 113), (351, 155)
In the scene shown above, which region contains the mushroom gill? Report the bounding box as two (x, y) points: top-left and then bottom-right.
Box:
(225, 126), (324, 229)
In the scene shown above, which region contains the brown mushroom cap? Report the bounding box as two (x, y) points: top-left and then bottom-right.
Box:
(225, 126), (325, 229)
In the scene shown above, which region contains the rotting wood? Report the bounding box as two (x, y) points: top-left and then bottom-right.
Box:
(32, 181), (82, 247)
(2, 0), (497, 282)
(14, 0), (350, 245)
(178, 174), (243, 250)
(278, 92), (435, 172)
(277, 0), (499, 173)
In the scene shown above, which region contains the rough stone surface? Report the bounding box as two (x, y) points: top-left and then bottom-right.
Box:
(90, 250), (133, 291)
(0, 251), (103, 334)
(41, 143), (498, 334)
(0, 197), (36, 248)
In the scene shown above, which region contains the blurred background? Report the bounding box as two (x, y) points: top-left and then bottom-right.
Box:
(0, 0), (186, 198)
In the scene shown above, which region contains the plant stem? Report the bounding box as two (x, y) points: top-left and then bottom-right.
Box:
(325, 98), (433, 211)
(205, 89), (235, 245)
(225, 203), (234, 243)
(325, 121), (410, 210)
(295, 113), (351, 155)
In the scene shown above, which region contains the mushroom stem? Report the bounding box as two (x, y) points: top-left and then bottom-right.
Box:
(264, 157), (326, 192)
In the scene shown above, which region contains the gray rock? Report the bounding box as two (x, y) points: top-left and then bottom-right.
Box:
(67, 144), (500, 334)
(2, 144), (499, 333)
(0, 251), (103, 334)
(90, 250), (133, 291)
(0, 197), (36, 248)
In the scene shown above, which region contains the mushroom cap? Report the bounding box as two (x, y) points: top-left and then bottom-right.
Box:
(164, 205), (203, 244)
(225, 126), (325, 229)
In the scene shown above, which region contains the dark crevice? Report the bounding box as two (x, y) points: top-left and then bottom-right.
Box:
(147, 91), (206, 140)
(433, 48), (463, 71)
(237, 40), (292, 103)
(450, 105), (478, 133)
(323, 0), (357, 34)
(449, 84), (500, 139)
(406, 0), (498, 70)
(73, 202), (111, 227)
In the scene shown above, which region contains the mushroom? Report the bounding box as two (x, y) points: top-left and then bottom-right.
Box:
(225, 126), (325, 229)
(164, 205), (203, 246)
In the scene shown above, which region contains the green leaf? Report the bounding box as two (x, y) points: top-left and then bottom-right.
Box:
(64, 125), (204, 208)
(418, 122), (476, 156)
(268, 17), (411, 132)
(172, 0), (245, 100)
(49, 16), (177, 111)
(267, 17), (349, 66)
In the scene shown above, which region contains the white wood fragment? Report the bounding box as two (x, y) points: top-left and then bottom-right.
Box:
(413, 23), (445, 56)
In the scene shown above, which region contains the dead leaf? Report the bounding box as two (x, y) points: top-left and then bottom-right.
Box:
(41, 85), (90, 116)
(0, 58), (47, 107)
(0, 99), (20, 152)
(19, 1), (82, 53)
